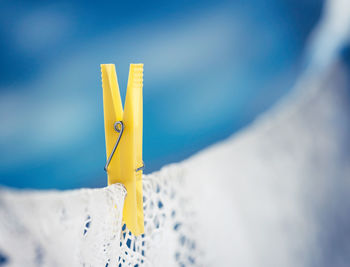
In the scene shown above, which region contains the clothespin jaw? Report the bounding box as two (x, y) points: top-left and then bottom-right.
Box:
(101, 64), (123, 180)
(101, 63), (144, 236)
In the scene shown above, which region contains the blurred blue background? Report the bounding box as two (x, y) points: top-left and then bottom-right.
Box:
(0, 0), (323, 189)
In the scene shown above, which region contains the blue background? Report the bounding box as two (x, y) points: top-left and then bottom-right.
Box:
(0, 0), (323, 189)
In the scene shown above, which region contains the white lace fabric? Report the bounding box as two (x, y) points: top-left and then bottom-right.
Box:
(0, 184), (127, 266)
(0, 167), (203, 267)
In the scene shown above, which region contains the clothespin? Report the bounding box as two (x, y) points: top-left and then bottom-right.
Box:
(101, 63), (144, 236)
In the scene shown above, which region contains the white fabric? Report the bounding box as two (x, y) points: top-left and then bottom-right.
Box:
(0, 184), (126, 266)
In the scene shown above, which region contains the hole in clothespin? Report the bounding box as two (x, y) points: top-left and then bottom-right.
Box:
(114, 121), (123, 133)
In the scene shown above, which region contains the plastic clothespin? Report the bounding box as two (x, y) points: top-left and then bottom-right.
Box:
(101, 63), (144, 236)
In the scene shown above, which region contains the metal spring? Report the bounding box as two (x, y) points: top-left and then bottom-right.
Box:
(104, 121), (144, 173)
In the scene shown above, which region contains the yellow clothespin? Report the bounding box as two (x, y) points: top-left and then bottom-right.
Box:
(101, 63), (144, 236)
